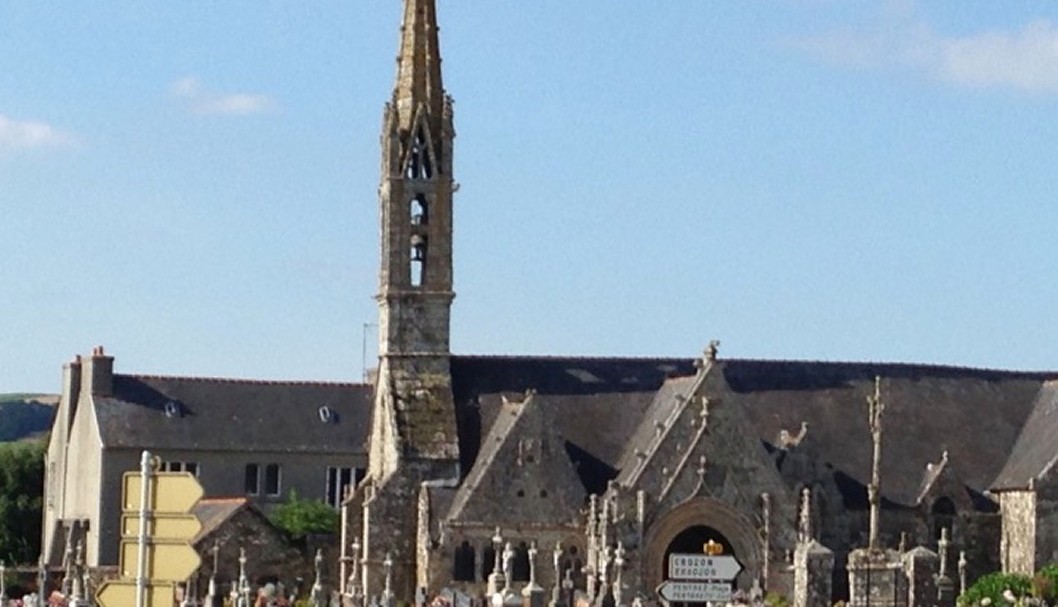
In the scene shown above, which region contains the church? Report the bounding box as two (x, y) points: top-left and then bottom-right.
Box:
(40, 1), (1058, 604)
(346, 0), (1058, 603)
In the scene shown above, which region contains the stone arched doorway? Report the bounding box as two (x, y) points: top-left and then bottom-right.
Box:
(643, 497), (762, 591)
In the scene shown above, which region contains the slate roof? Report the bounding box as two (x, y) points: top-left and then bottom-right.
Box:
(725, 359), (1056, 505)
(95, 374), (373, 453)
(992, 381), (1058, 491)
(89, 354), (1058, 511)
(450, 355), (696, 492)
(446, 393), (586, 525)
(192, 497), (250, 543)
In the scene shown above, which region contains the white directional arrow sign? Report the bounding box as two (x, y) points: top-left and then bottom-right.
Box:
(668, 554), (742, 581)
(657, 581), (733, 603)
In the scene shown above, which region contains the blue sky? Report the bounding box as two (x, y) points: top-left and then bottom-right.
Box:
(3, 2), (1058, 393)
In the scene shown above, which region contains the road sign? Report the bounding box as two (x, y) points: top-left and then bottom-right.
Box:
(120, 540), (202, 582)
(121, 513), (202, 540)
(657, 580), (733, 603)
(123, 472), (204, 512)
(96, 579), (174, 607)
(668, 553), (742, 581)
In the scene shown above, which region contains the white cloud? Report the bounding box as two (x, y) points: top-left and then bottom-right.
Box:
(0, 114), (75, 150)
(170, 76), (277, 116)
(793, 13), (1058, 94)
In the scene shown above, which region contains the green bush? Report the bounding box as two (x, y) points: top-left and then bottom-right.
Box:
(959, 571), (1032, 606)
(1032, 564), (1058, 603)
(269, 490), (339, 539)
(765, 592), (790, 607)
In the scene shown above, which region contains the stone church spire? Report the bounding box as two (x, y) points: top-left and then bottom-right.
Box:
(370, 0), (459, 482)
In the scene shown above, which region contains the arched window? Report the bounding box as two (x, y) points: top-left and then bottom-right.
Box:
(454, 541), (476, 582)
(932, 496), (956, 541)
(481, 545), (497, 581)
(410, 195), (428, 226)
(410, 235), (427, 287)
(512, 542), (530, 582)
(406, 125), (434, 180)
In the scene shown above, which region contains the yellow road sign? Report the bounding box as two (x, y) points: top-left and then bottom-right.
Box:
(121, 513), (202, 541)
(120, 540), (202, 582)
(96, 579), (174, 607)
(123, 472), (204, 513)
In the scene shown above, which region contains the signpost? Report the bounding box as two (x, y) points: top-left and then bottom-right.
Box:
(97, 451), (205, 607)
(667, 554), (742, 581)
(660, 552), (742, 604)
(657, 581), (734, 603)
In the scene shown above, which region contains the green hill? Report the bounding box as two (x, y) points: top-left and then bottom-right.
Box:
(0, 394), (57, 442)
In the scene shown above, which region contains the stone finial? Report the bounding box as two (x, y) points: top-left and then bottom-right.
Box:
(310, 548), (325, 607)
(551, 543), (564, 607)
(613, 543), (625, 607)
(238, 547), (250, 607)
(938, 528), (951, 578)
(866, 376), (885, 551)
(382, 552), (394, 607)
(69, 541), (85, 602)
(958, 550), (967, 596)
(493, 528), (505, 575)
(798, 487), (812, 544)
(528, 542), (540, 586)
(348, 537), (363, 599)
(206, 542), (220, 605)
(707, 341), (720, 363)
(778, 422), (809, 450)
(502, 542), (515, 593)
(760, 493), (771, 592)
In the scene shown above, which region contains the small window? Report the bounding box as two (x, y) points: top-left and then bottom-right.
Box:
(481, 546), (496, 581)
(512, 542), (530, 582)
(410, 195), (428, 226)
(245, 464), (260, 495)
(454, 541), (476, 582)
(160, 460), (199, 475)
(410, 236), (427, 287)
(326, 467), (356, 508)
(264, 463), (281, 496)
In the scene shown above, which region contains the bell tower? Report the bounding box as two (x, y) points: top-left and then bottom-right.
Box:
(370, 0), (459, 484)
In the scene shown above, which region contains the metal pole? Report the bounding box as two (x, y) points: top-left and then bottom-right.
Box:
(136, 450), (154, 607)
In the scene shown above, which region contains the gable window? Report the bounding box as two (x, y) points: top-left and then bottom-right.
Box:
(245, 464), (260, 495)
(326, 467), (365, 508)
(264, 463), (281, 496)
(932, 496), (956, 540)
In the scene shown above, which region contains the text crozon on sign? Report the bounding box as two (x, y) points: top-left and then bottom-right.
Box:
(667, 554), (742, 581)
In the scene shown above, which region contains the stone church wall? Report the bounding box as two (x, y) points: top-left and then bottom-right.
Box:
(1000, 491), (1036, 574)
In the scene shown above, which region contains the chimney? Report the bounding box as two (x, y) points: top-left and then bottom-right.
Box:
(61, 355), (83, 438)
(81, 346), (114, 397)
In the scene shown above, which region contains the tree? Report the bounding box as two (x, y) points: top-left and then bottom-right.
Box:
(269, 490), (339, 539)
(0, 439), (45, 564)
